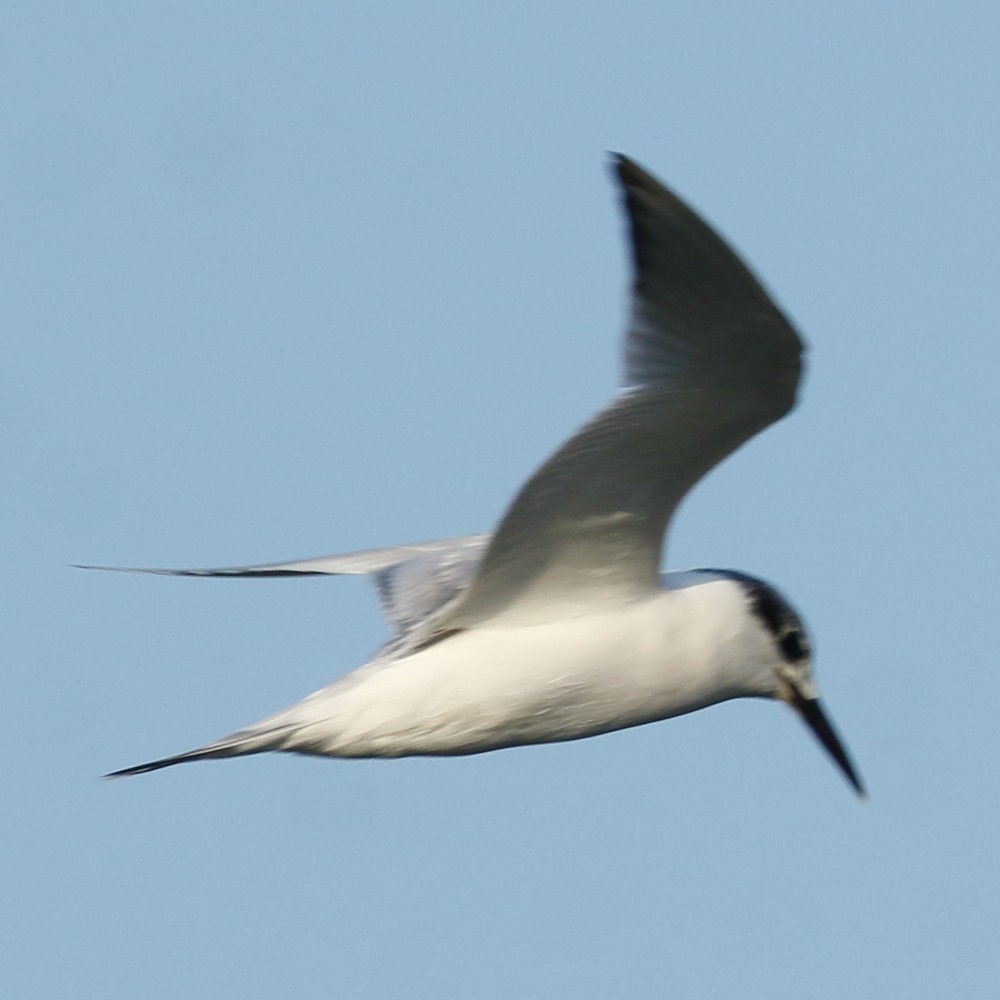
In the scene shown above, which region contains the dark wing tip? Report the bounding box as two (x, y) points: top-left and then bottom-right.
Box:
(610, 151), (656, 188)
(75, 563), (325, 578)
(610, 153), (689, 214)
(74, 564), (197, 577)
(608, 151), (805, 384)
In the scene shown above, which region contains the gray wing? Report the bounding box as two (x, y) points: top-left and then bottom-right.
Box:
(76, 534), (490, 643)
(368, 537), (488, 644)
(431, 154), (804, 630)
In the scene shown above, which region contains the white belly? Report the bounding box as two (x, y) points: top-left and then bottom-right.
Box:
(276, 580), (773, 759)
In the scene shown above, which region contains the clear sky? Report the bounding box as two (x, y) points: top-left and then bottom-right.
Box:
(5, 3), (999, 997)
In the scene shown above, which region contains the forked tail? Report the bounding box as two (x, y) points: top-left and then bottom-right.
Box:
(104, 722), (298, 778)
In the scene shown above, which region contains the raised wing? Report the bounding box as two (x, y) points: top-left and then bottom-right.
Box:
(433, 155), (804, 629)
(76, 534), (489, 643)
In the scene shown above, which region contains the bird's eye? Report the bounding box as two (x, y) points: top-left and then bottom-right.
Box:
(779, 629), (808, 662)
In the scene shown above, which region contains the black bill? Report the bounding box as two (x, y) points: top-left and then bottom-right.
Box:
(791, 693), (866, 798)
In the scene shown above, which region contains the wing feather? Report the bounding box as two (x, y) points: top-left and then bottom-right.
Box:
(76, 534), (489, 642)
(435, 155), (803, 628)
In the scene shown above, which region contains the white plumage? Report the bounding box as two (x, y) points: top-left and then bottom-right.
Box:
(86, 155), (863, 795)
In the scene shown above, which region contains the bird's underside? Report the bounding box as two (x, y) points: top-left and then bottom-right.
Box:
(82, 155), (869, 792)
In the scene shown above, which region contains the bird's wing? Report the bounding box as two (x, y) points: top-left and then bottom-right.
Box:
(430, 155), (804, 631)
(369, 536), (488, 643)
(76, 533), (490, 642)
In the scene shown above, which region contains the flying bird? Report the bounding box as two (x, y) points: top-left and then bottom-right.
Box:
(87, 155), (864, 795)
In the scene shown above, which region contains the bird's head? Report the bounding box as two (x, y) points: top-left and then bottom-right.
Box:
(718, 570), (866, 797)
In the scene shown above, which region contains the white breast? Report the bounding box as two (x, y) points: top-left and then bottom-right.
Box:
(277, 577), (778, 759)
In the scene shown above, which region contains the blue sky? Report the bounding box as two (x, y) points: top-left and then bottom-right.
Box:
(5, 3), (999, 997)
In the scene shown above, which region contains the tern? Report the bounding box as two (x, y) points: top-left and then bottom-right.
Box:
(88, 155), (864, 795)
